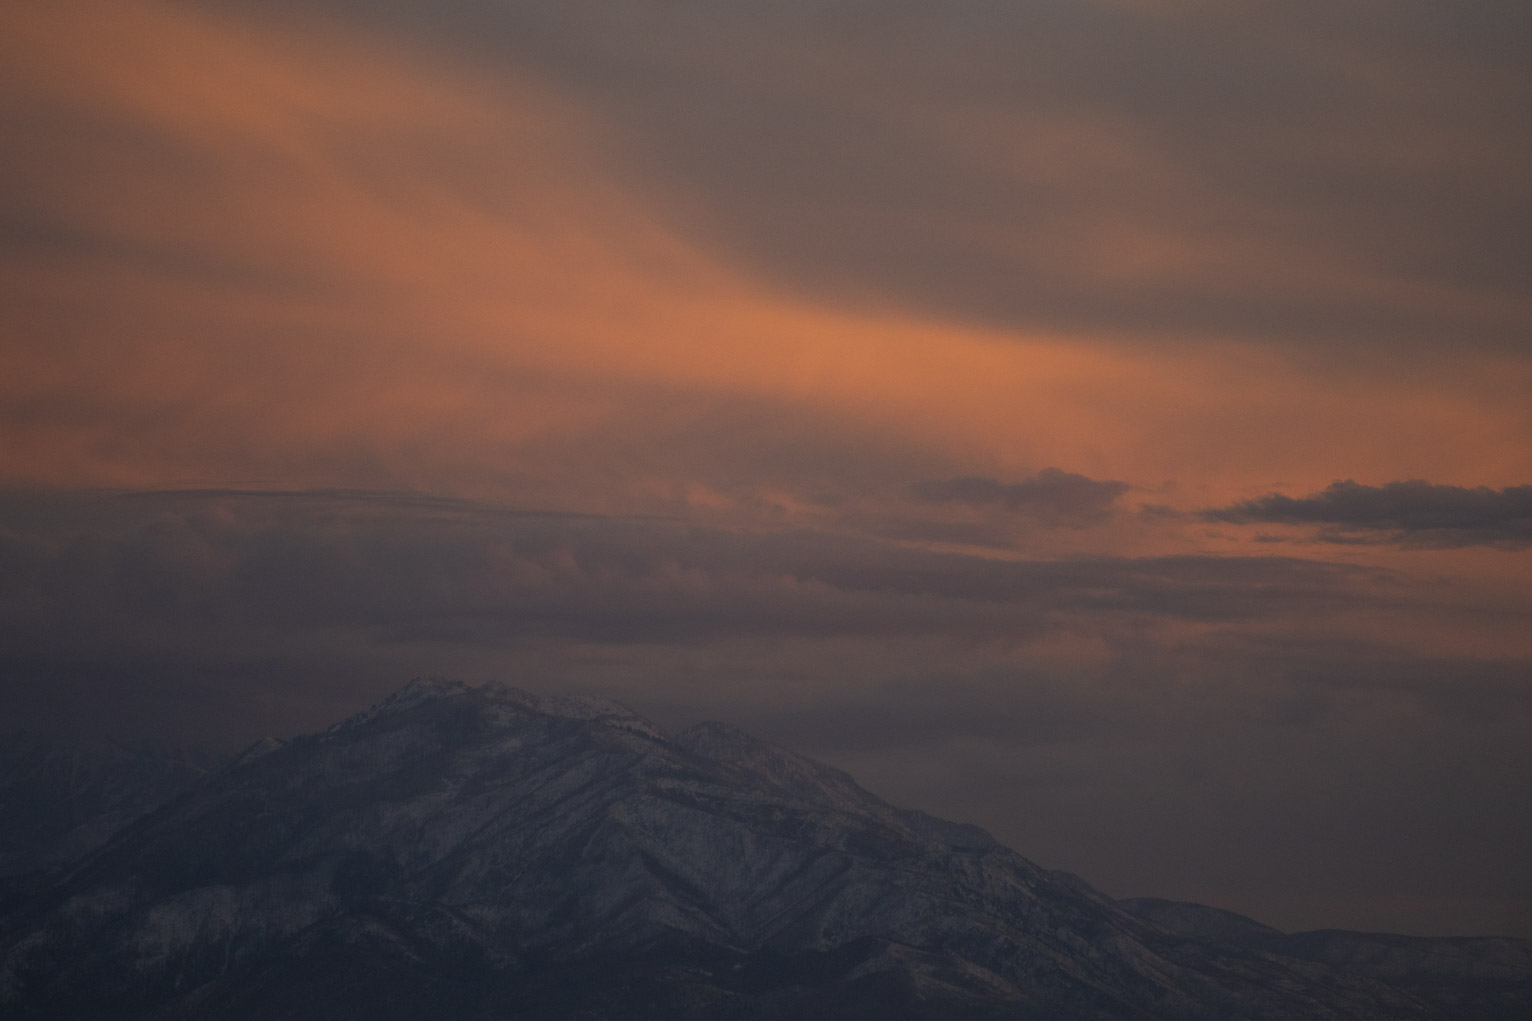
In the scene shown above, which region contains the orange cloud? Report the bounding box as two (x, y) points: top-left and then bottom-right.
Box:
(2, 0), (1530, 548)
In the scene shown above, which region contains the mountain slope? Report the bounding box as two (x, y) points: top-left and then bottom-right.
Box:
(1118, 898), (1532, 1021)
(0, 731), (214, 878)
(0, 679), (1516, 1019)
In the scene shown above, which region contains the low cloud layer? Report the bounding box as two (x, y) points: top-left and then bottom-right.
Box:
(911, 469), (1129, 526)
(0, 487), (1380, 682)
(1211, 480), (1532, 547)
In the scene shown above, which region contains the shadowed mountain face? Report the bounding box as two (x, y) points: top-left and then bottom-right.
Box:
(0, 680), (1526, 1019)
(0, 733), (214, 879)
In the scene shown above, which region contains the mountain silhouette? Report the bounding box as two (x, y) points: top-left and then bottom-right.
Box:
(1, 678), (1526, 1019)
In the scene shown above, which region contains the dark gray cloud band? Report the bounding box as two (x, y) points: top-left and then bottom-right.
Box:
(911, 469), (1129, 525)
(0, 486), (1505, 756)
(0, 487), (1377, 690)
(1209, 479), (1532, 548)
(0, 482), (1467, 765)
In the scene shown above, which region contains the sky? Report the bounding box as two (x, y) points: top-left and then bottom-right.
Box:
(2, 0), (1530, 939)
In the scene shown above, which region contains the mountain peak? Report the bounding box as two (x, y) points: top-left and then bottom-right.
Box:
(333, 675), (471, 731)
(333, 678), (664, 740)
(390, 675), (472, 705)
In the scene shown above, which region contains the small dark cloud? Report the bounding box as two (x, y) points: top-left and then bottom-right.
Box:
(911, 469), (1129, 526)
(1208, 480), (1532, 548)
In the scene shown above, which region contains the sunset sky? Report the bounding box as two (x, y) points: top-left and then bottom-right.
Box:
(2, 0), (1530, 939)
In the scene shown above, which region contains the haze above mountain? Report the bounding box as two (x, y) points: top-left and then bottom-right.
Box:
(1, 679), (1527, 1019)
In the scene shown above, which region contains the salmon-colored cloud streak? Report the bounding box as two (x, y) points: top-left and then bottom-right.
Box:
(3, 0), (1529, 525)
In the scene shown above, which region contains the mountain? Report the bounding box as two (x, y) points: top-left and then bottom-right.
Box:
(0, 678), (1526, 1019)
(1118, 899), (1532, 1021)
(0, 731), (215, 879)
